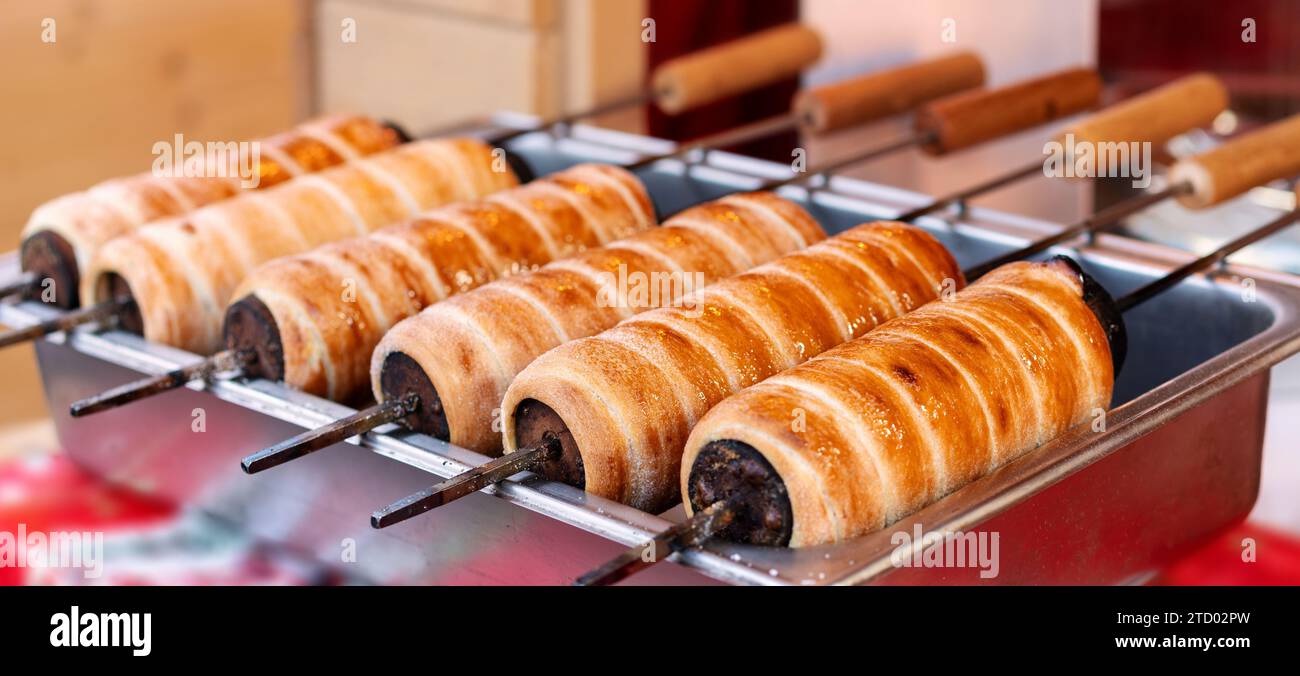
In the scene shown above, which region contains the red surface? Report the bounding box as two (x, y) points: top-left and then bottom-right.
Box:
(1155, 522), (1300, 586)
(4, 453), (1296, 585)
(0, 454), (174, 586)
(1099, 0), (1300, 116)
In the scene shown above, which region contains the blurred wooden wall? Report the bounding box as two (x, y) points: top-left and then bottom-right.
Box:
(314, 0), (646, 133)
(0, 0), (311, 428)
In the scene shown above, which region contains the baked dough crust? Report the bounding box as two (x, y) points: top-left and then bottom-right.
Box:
(84, 138), (514, 353)
(373, 192), (826, 454)
(24, 115), (398, 284)
(502, 221), (963, 512)
(682, 260), (1113, 546)
(238, 164), (655, 402)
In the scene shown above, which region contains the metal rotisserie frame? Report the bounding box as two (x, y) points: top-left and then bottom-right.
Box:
(2, 121), (1298, 585)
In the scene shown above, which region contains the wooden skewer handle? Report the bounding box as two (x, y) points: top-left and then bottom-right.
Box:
(794, 51), (985, 134)
(1169, 112), (1300, 208)
(652, 23), (824, 115)
(914, 66), (1102, 155)
(1059, 73), (1227, 154)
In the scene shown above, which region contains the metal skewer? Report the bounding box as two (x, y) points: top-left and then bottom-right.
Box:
(0, 271), (38, 301)
(622, 113), (810, 173)
(0, 298), (129, 350)
(70, 348), (254, 417)
(759, 132), (934, 192)
(575, 499), (739, 586)
(370, 436), (562, 527)
(240, 394), (419, 474)
(486, 93), (650, 146)
(485, 23), (825, 145)
(962, 182), (1190, 280)
(895, 160), (1047, 223)
(1115, 206), (1300, 311)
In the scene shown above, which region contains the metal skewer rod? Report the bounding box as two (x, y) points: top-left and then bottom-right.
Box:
(0, 271), (38, 301)
(622, 113), (806, 173)
(0, 298), (129, 350)
(240, 394), (419, 475)
(70, 349), (258, 417)
(486, 93), (651, 146)
(962, 182), (1190, 280)
(370, 437), (563, 528)
(70, 348), (254, 417)
(755, 131), (935, 193)
(574, 499), (738, 587)
(485, 23), (826, 145)
(896, 159), (1048, 223)
(1116, 207), (1300, 312)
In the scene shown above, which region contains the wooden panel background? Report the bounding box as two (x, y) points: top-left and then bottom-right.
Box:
(0, 0), (310, 428)
(315, 0), (646, 132)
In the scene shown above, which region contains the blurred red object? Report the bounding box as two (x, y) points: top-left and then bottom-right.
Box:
(1155, 522), (1300, 586)
(0, 453), (173, 585)
(0, 454), (327, 586)
(7, 454), (1296, 586)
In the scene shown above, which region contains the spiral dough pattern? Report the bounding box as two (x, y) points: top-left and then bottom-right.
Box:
(237, 163), (656, 401)
(502, 220), (964, 512)
(85, 137), (515, 353)
(682, 259), (1114, 547)
(23, 115), (400, 282)
(373, 192), (826, 453)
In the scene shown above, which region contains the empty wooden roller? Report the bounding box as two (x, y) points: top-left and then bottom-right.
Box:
(1169, 112), (1300, 208)
(915, 67), (1103, 155)
(795, 51), (985, 134)
(652, 23), (824, 115)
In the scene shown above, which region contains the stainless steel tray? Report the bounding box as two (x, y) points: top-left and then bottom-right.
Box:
(4, 122), (1299, 585)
